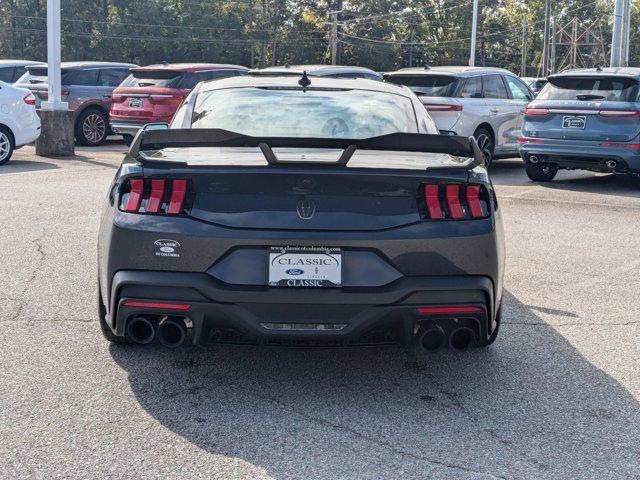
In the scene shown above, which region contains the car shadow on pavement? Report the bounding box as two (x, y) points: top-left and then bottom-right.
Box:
(109, 290), (639, 480)
(0, 159), (59, 174)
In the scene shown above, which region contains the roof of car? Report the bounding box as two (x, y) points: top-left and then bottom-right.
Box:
(253, 64), (381, 77)
(133, 63), (248, 72)
(552, 67), (640, 78)
(0, 59), (41, 66)
(198, 74), (411, 96)
(386, 66), (514, 77)
(28, 61), (137, 69)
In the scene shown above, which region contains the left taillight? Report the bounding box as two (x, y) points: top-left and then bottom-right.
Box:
(23, 93), (36, 105)
(421, 183), (490, 220)
(120, 177), (191, 215)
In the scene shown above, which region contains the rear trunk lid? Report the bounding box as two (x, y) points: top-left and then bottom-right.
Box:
(525, 75), (640, 142)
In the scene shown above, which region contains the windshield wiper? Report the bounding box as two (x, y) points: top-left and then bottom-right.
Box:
(576, 94), (605, 100)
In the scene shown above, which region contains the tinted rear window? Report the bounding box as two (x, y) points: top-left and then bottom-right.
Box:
(386, 75), (456, 96)
(0, 67), (15, 83)
(122, 70), (183, 88)
(537, 76), (638, 102)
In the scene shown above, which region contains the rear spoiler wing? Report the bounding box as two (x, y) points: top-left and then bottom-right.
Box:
(129, 128), (485, 169)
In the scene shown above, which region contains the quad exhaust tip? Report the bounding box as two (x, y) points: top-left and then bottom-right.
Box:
(449, 327), (476, 351)
(126, 316), (156, 345)
(418, 325), (446, 352)
(157, 317), (188, 348)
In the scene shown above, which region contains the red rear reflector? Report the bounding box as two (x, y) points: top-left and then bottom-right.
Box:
(446, 185), (464, 219)
(167, 179), (187, 214)
(424, 104), (462, 112)
(466, 186), (484, 218)
(425, 184), (443, 219)
(123, 301), (190, 310)
(145, 179), (165, 213)
(518, 137), (544, 143)
(599, 142), (640, 149)
(124, 179), (144, 212)
(417, 306), (482, 315)
(524, 107), (549, 116)
(23, 93), (36, 105)
(598, 110), (640, 118)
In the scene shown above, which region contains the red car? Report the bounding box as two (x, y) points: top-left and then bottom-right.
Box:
(109, 63), (248, 143)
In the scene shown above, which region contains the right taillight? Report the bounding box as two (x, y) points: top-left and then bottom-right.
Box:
(424, 104), (462, 112)
(422, 183), (490, 220)
(524, 107), (549, 116)
(120, 177), (191, 215)
(23, 93), (36, 105)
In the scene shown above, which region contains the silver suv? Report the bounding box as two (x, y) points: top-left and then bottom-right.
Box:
(384, 66), (534, 165)
(16, 61), (136, 146)
(520, 67), (640, 182)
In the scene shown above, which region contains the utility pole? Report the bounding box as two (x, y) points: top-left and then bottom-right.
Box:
(623, 0), (632, 66)
(521, 19), (527, 77)
(36, 0), (74, 156)
(329, 10), (339, 65)
(408, 24), (414, 67)
(469, 0), (478, 66)
(611, 0), (625, 67)
(542, 0), (551, 76)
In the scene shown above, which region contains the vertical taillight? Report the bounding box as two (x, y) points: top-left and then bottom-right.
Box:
(425, 184), (443, 219)
(423, 184), (488, 220)
(120, 178), (190, 215)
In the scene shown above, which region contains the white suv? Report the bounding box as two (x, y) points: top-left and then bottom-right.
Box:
(0, 81), (41, 165)
(385, 66), (533, 165)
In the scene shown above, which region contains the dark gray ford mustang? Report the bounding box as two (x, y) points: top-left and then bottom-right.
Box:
(97, 75), (505, 353)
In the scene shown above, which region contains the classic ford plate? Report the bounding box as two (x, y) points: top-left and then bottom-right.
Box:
(268, 246), (342, 287)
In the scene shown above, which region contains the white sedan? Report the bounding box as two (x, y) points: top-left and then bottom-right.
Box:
(0, 81), (41, 165)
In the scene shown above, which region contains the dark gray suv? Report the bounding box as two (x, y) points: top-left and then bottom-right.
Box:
(16, 61), (136, 146)
(520, 67), (640, 181)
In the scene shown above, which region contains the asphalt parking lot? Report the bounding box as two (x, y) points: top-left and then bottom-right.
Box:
(1, 141), (639, 480)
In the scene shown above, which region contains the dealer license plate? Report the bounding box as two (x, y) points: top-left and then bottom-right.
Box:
(268, 246), (342, 287)
(129, 98), (143, 108)
(562, 115), (586, 129)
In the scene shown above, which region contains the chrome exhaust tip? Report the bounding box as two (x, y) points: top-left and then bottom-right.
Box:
(605, 160), (617, 169)
(529, 155), (540, 164)
(126, 317), (156, 345)
(157, 317), (187, 348)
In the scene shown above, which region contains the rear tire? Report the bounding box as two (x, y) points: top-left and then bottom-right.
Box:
(0, 126), (15, 166)
(474, 127), (494, 167)
(98, 282), (128, 344)
(525, 161), (558, 182)
(76, 108), (108, 146)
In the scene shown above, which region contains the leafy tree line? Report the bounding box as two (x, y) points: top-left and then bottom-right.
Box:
(0, 0), (628, 75)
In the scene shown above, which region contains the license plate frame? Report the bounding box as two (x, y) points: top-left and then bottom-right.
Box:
(562, 115), (586, 129)
(268, 246), (342, 288)
(129, 98), (143, 108)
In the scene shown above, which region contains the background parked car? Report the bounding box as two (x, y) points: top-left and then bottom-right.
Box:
(109, 63), (249, 144)
(0, 60), (40, 84)
(384, 66), (534, 165)
(15, 61), (135, 146)
(520, 67), (640, 182)
(522, 77), (548, 96)
(251, 64), (383, 81)
(0, 80), (40, 165)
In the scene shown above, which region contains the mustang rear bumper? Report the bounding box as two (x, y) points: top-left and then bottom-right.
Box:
(107, 270), (496, 347)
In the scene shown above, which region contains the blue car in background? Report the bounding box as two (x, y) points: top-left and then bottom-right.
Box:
(519, 67), (640, 182)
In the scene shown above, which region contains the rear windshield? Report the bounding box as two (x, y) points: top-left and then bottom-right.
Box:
(16, 68), (100, 86)
(537, 76), (639, 102)
(386, 75), (456, 97)
(121, 70), (182, 88)
(189, 87), (418, 138)
(122, 69), (245, 89)
(16, 67), (49, 85)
